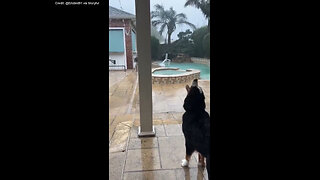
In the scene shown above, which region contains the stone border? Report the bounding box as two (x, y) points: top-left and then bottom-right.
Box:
(190, 57), (210, 66)
(152, 67), (200, 84)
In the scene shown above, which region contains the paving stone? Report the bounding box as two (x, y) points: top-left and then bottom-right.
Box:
(132, 120), (163, 127)
(164, 124), (183, 136)
(167, 104), (184, 113)
(109, 121), (133, 153)
(171, 112), (184, 121)
(153, 113), (174, 121)
(154, 125), (166, 137)
(112, 89), (127, 96)
(128, 137), (158, 149)
(158, 136), (197, 169)
(124, 148), (161, 171)
(123, 169), (176, 180)
(175, 167), (206, 180)
(109, 128), (130, 153)
(109, 114), (116, 126)
(162, 120), (181, 125)
(109, 129), (114, 142)
(115, 121), (133, 130)
(153, 120), (163, 125)
(130, 126), (139, 138)
(109, 152), (126, 180)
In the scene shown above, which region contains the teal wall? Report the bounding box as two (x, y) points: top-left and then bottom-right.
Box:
(109, 29), (124, 52)
(131, 30), (136, 52)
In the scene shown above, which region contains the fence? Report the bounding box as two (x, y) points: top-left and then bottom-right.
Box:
(108, 58), (126, 71)
(109, 65), (126, 71)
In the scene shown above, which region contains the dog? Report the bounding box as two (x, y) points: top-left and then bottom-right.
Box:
(181, 79), (211, 179)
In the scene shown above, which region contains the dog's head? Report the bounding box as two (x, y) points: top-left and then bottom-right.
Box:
(183, 79), (206, 112)
(186, 79), (203, 95)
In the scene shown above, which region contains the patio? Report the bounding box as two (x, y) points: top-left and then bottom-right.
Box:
(110, 123), (209, 180)
(109, 1), (209, 179)
(109, 70), (210, 179)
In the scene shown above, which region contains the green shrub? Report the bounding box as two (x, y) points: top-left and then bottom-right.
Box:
(151, 36), (160, 60)
(158, 43), (178, 60)
(156, 27), (210, 60)
(203, 33), (210, 58)
(191, 26), (209, 58)
(174, 29), (195, 56)
(157, 29), (194, 60)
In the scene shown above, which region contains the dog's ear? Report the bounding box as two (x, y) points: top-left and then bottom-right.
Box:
(186, 85), (190, 93)
(192, 79), (198, 87)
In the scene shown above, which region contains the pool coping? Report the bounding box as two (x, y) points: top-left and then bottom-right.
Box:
(151, 67), (201, 84)
(152, 67), (200, 78)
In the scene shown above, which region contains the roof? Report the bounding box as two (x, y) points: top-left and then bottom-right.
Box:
(109, 6), (135, 20)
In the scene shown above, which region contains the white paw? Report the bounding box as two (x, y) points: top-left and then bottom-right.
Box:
(181, 159), (189, 167)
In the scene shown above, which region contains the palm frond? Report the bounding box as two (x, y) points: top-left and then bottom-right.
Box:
(151, 11), (160, 19)
(152, 20), (165, 27)
(185, 0), (210, 19)
(159, 23), (167, 35)
(177, 20), (196, 30)
(175, 13), (187, 19)
(154, 4), (165, 12)
(184, 0), (202, 8)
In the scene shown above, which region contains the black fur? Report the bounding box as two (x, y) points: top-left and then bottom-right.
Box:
(182, 85), (211, 179)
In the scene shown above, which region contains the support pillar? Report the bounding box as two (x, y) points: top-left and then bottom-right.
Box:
(135, 0), (155, 137)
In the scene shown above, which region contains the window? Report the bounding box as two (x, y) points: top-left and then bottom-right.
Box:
(109, 29), (124, 52)
(131, 30), (136, 52)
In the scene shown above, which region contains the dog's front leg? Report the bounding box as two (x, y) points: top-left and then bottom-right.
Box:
(181, 155), (191, 167)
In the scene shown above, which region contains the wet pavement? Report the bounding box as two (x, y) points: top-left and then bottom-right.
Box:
(110, 124), (209, 180)
(109, 69), (210, 179)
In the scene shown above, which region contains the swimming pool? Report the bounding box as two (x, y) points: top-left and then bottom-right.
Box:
(166, 62), (210, 80)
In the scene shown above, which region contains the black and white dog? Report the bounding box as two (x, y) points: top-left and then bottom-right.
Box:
(181, 79), (210, 179)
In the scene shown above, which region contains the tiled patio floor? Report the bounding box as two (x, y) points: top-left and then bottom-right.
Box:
(109, 70), (210, 179)
(110, 124), (209, 180)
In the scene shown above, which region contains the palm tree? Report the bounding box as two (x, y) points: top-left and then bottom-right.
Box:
(185, 0), (210, 30)
(151, 4), (196, 45)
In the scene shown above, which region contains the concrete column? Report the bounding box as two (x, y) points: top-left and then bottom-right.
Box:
(135, 0), (155, 137)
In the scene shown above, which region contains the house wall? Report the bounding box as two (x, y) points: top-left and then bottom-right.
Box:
(109, 52), (126, 70)
(109, 19), (134, 69)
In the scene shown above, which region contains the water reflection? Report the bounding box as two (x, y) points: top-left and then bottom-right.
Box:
(141, 138), (155, 180)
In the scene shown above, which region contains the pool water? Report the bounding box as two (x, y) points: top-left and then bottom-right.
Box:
(166, 62), (210, 80)
(153, 70), (186, 75)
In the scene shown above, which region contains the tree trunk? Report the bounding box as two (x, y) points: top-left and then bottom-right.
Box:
(165, 33), (168, 44)
(208, 18), (210, 31)
(168, 33), (171, 45)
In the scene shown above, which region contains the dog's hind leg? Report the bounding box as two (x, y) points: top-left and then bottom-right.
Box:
(181, 141), (194, 167)
(198, 153), (206, 167)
